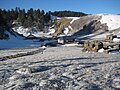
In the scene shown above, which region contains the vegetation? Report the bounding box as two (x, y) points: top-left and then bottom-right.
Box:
(51, 10), (87, 17)
(0, 8), (87, 39)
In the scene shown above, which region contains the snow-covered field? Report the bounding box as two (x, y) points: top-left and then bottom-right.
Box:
(0, 46), (120, 90)
(0, 31), (41, 49)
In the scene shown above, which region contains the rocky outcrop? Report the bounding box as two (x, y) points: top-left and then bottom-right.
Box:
(51, 15), (109, 37)
(52, 18), (72, 36)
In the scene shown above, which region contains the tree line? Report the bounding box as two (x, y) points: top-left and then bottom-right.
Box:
(0, 7), (51, 31)
(51, 10), (87, 17)
(0, 8), (87, 39)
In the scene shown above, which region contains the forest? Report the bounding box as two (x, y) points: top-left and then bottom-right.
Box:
(0, 8), (87, 39)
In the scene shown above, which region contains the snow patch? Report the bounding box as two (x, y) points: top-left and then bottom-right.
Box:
(62, 43), (79, 47)
(68, 25), (72, 30)
(48, 29), (55, 34)
(63, 28), (69, 35)
(65, 17), (80, 24)
(98, 48), (104, 53)
(113, 38), (120, 43)
(13, 26), (30, 37)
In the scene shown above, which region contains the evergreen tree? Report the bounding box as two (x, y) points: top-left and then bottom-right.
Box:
(17, 9), (26, 24)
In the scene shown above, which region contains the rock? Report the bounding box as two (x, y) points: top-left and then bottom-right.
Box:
(106, 34), (117, 42)
(83, 40), (103, 52)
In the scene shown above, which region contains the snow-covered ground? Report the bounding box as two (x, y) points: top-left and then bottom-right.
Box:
(0, 31), (41, 49)
(0, 46), (120, 90)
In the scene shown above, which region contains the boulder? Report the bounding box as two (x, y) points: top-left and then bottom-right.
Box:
(82, 40), (103, 52)
(105, 34), (117, 42)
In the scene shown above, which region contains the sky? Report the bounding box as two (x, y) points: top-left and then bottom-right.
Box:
(0, 0), (120, 14)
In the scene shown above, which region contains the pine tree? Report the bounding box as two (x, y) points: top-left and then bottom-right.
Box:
(17, 9), (26, 24)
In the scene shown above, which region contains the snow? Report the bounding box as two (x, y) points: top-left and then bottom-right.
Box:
(62, 43), (79, 47)
(100, 14), (120, 30)
(113, 38), (120, 43)
(41, 46), (46, 49)
(68, 25), (72, 30)
(109, 51), (120, 54)
(65, 17), (80, 24)
(0, 31), (41, 49)
(1, 46), (120, 90)
(98, 48), (104, 53)
(48, 28), (55, 34)
(13, 26), (31, 37)
(63, 28), (69, 35)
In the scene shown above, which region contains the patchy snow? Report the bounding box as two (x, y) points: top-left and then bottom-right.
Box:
(98, 48), (105, 53)
(100, 14), (120, 30)
(62, 43), (79, 47)
(65, 17), (80, 24)
(113, 38), (120, 43)
(48, 28), (55, 34)
(68, 25), (73, 30)
(13, 26), (31, 37)
(63, 28), (69, 35)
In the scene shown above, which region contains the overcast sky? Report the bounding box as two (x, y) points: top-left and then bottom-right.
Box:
(0, 0), (120, 14)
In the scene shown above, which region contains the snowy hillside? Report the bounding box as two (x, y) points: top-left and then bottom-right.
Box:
(99, 14), (120, 30)
(49, 14), (120, 38)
